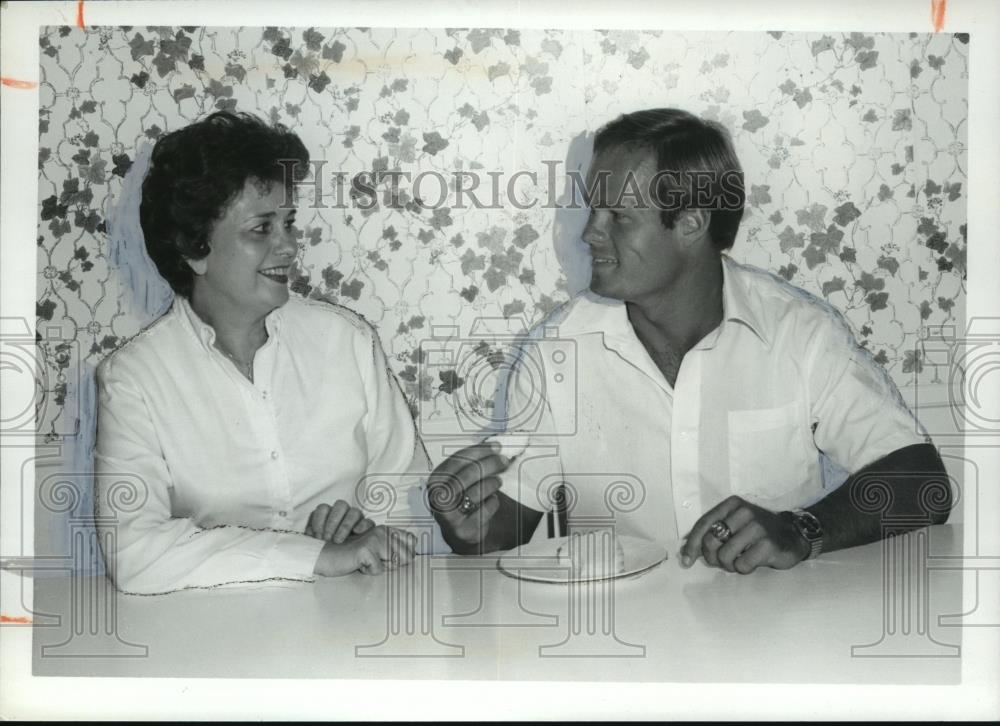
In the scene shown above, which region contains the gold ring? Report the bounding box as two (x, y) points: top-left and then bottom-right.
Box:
(709, 520), (733, 543)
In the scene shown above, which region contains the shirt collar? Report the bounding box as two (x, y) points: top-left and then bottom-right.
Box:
(551, 289), (629, 338)
(718, 254), (770, 346)
(554, 254), (770, 347)
(174, 294), (285, 353)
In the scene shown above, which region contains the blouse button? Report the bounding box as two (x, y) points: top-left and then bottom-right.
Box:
(279, 510), (287, 517)
(270, 451), (279, 460)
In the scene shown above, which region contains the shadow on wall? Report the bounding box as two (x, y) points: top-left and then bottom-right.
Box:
(39, 142), (173, 577)
(107, 142), (174, 322)
(552, 131), (594, 297)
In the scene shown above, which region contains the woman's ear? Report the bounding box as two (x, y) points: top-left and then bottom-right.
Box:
(185, 255), (209, 275)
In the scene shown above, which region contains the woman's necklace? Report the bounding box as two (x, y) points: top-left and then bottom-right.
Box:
(217, 345), (255, 383)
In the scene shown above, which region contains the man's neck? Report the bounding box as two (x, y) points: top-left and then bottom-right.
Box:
(627, 254), (725, 361)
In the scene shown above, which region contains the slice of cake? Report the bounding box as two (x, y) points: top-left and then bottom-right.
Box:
(555, 530), (626, 579)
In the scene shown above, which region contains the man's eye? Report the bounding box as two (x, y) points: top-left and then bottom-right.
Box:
(284, 218), (296, 230)
(251, 222), (272, 234)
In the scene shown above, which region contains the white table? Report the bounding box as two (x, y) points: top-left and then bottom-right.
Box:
(29, 524), (964, 683)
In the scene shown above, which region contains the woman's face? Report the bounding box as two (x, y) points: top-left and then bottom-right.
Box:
(188, 178), (298, 318)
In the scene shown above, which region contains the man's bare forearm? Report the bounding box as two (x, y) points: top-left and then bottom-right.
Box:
(804, 442), (951, 554)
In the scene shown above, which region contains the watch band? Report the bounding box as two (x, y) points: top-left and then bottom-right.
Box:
(789, 509), (823, 560)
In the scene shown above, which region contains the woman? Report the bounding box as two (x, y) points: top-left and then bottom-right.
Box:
(94, 111), (422, 593)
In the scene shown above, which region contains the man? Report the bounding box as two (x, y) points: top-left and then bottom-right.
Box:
(428, 108), (951, 574)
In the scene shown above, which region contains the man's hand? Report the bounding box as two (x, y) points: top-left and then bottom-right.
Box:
(681, 496), (810, 574)
(305, 500), (375, 544)
(313, 525), (418, 577)
(427, 441), (511, 552)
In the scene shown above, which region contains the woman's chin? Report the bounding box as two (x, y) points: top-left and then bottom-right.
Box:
(271, 286), (290, 306)
(252, 283), (289, 312)
(261, 277), (290, 297)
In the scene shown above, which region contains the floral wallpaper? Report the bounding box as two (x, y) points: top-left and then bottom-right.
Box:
(34, 26), (967, 564)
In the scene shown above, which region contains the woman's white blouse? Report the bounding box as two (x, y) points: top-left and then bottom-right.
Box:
(94, 295), (428, 594)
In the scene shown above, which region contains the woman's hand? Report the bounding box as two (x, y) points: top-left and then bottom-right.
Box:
(312, 526), (418, 577)
(305, 500), (376, 544)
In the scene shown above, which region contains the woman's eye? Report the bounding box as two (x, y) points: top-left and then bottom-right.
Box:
(251, 222), (272, 234)
(284, 218), (296, 230)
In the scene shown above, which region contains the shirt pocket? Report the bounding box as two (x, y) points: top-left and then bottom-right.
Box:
(727, 401), (811, 500)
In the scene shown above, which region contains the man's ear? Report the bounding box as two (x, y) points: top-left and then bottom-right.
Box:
(185, 255), (209, 275)
(677, 209), (711, 249)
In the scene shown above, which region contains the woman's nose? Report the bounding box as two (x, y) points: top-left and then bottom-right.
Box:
(276, 225), (298, 257)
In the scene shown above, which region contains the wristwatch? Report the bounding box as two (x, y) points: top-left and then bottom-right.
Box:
(786, 509), (823, 560)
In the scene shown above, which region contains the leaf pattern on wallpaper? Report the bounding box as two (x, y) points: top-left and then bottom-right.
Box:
(35, 27), (967, 432)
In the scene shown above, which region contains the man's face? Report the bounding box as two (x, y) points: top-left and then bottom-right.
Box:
(581, 146), (687, 303)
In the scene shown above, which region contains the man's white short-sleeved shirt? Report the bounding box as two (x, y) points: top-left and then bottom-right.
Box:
(499, 256), (929, 545)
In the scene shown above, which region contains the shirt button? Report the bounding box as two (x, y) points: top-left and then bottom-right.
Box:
(279, 510), (287, 517)
(270, 451), (279, 460)
(261, 391), (269, 400)
(682, 500), (692, 509)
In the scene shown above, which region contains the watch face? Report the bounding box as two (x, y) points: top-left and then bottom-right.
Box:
(795, 512), (822, 538)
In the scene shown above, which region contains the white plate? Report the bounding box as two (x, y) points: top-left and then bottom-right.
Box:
(497, 535), (668, 584)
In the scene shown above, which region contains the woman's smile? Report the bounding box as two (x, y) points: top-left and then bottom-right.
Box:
(258, 265), (290, 284)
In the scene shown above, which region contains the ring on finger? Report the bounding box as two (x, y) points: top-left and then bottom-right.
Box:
(458, 495), (476, 514)
(709, 519), (734, 544)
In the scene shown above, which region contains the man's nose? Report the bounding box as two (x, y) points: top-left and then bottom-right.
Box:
(581, 210), (607, 246)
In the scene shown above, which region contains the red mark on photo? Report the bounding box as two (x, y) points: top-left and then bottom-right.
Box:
(932, 0), (947, 32)
(1, 614), (33, 624)
(1, 78), (38, 89)
(77, 0), (86, 27)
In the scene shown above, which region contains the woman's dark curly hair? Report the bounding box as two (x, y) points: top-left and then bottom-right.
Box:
(139, 111), (310, 297)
